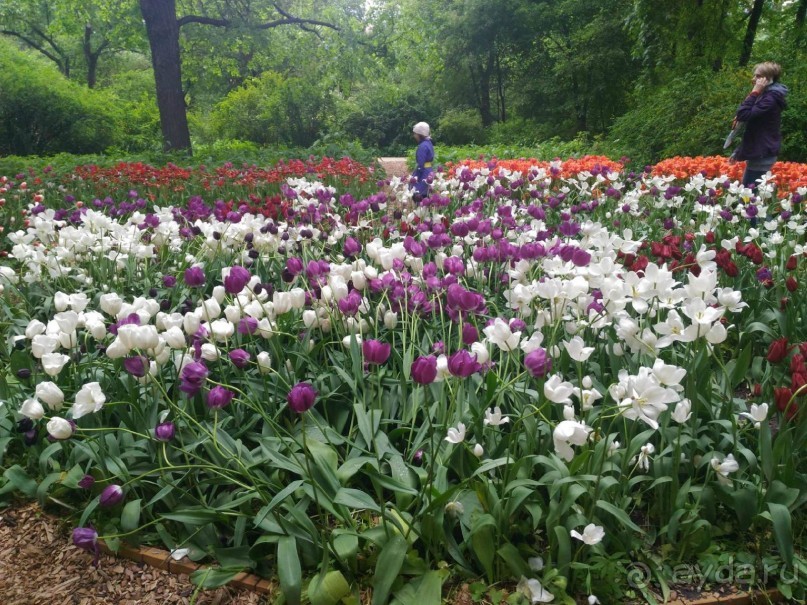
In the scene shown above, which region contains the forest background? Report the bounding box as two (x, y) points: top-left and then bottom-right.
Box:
(1, 0), (807, 168)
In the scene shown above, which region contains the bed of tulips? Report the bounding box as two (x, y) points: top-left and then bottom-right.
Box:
(1, 155), (806, 604)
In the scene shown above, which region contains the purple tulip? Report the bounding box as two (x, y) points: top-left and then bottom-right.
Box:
(163, 275), (177, 288)
(524, 348), (552, 378)
(286, 257), (304, 276)
(78, 474), (95, 490)
(447, 350), (478, 378)
(155, 421), (176, 442)
(229, 348), (251, 368)
(224, 266), (251, 294)
(462, 324), (479, 346)
(123, 355), (150, 378)
(362, 340), (391, 365)
(72, 527), (100, 565)
(184, 266), (206, 287)
(287, 382), (317, 413)
(179, 361), (208, 396)
(237, 316), (259, 335)
(207, 385), (235, 409)
(343, 237), (362, 258)
(99, 484), (124, 507)
(411, 355), (438, 385)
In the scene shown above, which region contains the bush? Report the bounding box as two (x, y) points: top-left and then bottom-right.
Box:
(0, 40), (120, 156)
(608, 64), (807, 165)
(335, 84), (440, 155)
(210, 72), (329, 148)
(436, 108), (486, 145)
(486, 117), (551, 146)
(102, 69), (162, 153)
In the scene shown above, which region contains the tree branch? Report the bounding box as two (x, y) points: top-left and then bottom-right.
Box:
(177, 8), (339, 32)
(0, 29), (64, 68)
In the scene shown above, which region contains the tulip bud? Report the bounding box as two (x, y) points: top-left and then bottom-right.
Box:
(99, 484), (124, 507)
(287, 382), (317, 413)
(154, 421), (176, 442)
(78, 474), (95, 490)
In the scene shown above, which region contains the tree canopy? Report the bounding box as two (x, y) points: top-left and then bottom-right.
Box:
(1, 0), (804, 159)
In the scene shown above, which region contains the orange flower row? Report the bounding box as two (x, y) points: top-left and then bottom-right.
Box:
(651, 156), (807, 196)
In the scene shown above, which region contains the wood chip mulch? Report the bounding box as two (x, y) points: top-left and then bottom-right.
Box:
(0, 502), (270, 605)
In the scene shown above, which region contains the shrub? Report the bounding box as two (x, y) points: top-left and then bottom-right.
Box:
(608, 64), (807, 165)
(0, 39), (119, 156)
(436, 108), (486, 145)
(210, 72), (329, 148)
(335, 84), (440, 155)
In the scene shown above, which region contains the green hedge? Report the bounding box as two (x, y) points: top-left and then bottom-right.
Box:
(0, 39), (120, 156)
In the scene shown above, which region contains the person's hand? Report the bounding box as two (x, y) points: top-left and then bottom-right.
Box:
(752, 76), (768, 94)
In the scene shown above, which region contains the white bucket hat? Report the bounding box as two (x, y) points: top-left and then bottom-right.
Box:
(413, 122), (430, 137)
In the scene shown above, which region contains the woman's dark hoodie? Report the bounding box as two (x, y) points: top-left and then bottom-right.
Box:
(733, 82), (789, 161)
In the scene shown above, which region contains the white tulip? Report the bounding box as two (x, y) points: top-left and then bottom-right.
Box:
(35, 381), (64, 410)
(570, 523), (605, 545)
(444, 422), (466, 444)
(31, 334), (59, 359)
(41, 353), (70, 376)
(71, 382), (106, 419)
(47, 416), (73, 440)
(20, 398), (45, 420)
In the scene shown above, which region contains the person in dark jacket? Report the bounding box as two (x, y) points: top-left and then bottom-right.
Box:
(730, 62), (788, 188)
(411, 122), (434, 200)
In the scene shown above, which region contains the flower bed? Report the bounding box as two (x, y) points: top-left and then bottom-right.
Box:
(1, 156), (806, 604)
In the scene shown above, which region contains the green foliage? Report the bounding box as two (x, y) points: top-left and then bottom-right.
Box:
(0, 40), (118, 155)
(209, 71), (330, 148)
(335, 82), (440, 155)
(102, 68), (162, 153)
(609, 63), (807, 165)
(436, 109), (486, 146)
(608, 69), (747, 165)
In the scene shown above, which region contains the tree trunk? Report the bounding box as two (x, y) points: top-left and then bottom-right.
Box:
(738, 0), (765, 67)
(140, 0), (192, 153)
(478, 48), (495, 127)
(797, 0), (807, 46)
(83, 25), (98, 88)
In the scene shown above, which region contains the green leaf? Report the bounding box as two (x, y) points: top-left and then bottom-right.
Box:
(60, 464), (87, 489)
(161, 508), (220, 525)
(35, 472), (62, 505)
(372, 534), (408, 605)
(730, 342), (753, 387)
(278, 536), (302, 605)
(496, 542), (530, 577)
(3, 465), (37, 497)
(767, 503), (793, 566)
(759, 418), (773, 482)
(121, 499), (142, 532)
(334, 487), (380, 512)
(553, 525), (571, 576)
(731, 488), (757, 529)
(471, 514), (496, 581)
(189, 568), (243, 589)
(595, 499), (643, 533)
(308, 570), (352, 605)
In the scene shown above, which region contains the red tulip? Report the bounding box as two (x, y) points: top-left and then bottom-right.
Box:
(767, 337), (791, 363)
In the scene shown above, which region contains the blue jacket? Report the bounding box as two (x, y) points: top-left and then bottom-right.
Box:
(412, 138), (434, 195)
(733, 83), (788, 161)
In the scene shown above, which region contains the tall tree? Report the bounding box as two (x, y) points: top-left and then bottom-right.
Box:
(138, 0), (342, 153)
(738, 0), (766, 66)
(0, 0), (141, 87)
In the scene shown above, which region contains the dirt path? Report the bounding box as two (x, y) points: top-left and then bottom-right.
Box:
(0, 502), (268, 605)
(377, 157), (409, 179)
